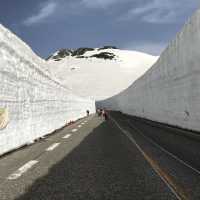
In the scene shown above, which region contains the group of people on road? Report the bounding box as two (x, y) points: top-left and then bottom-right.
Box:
(97, 108), (108, 120)
(85, 108), (109, 120)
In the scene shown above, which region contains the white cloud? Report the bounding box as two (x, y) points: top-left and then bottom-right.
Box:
(120, 0), (199, 24)
(23, 1), (57, 26)
(22, 0), (199, 26)
(81, 0), (123, 8)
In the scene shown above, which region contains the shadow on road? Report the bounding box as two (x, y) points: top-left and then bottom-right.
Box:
(15, 120), (176, 200)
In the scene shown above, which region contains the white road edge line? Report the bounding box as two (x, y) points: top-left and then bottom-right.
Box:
(110, 117), (181, 200)
(7, 160), (38, 180)
(72, 129), (78, 133)
(63, 134), (72, 139)
(81, 123), (85, 125)
(46, 143), (60, 151)
(127, 121), (200, 176)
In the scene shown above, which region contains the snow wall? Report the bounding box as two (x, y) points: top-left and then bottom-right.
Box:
(98, 9), (200, 132)
(0, 25), (95, 156)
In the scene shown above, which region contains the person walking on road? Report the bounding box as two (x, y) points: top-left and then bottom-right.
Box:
(97, 109), (102, 117)
(102, 109), (108, 120)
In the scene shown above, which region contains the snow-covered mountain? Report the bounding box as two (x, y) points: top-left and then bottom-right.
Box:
(47, 47), (159, 100)
(0, 24), (95, 155)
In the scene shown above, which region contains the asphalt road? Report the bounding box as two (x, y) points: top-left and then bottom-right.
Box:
(110, 111), (200, 200)
(0, 114), (177, 200)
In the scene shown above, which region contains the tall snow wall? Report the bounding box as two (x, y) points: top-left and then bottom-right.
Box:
(98, 9), (200, 132)
(0, 24), (95, 156)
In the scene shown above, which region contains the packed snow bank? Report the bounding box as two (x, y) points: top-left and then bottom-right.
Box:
(48, 48), (158, 100)
(98, 9), (200, 132)
(0, 24), (95, 156)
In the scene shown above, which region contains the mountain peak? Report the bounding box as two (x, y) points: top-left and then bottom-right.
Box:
(46, 46), (118, 61)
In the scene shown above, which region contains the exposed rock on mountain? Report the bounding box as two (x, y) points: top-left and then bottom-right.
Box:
(91, 52), (115, 60)
(46, 49), (73, 61)
(47, 46), (118, 61)
(72, 48), (94, 57)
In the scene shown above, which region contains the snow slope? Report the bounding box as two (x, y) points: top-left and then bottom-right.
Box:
(48, 48), (158, 100)
(98, 8), (200, 132)
(0, 24), (95, 156)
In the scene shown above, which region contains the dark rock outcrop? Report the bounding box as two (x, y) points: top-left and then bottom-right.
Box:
(72, 48), (94, 56)
(47, 46), (118, 61)
(46, 49), (73, 60)
(91, 52), (115, 60)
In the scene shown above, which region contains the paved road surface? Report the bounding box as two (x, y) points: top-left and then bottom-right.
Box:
(110, 111), (200, 200)
(0, 114), (178, 200)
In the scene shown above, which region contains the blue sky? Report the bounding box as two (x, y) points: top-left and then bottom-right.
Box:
(0, 0), (199, 58)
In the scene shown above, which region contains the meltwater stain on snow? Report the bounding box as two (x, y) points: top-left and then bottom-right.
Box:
(0, 108), (9, 130)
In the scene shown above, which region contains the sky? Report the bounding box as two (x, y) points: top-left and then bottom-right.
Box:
(0, 0), (199, 58)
